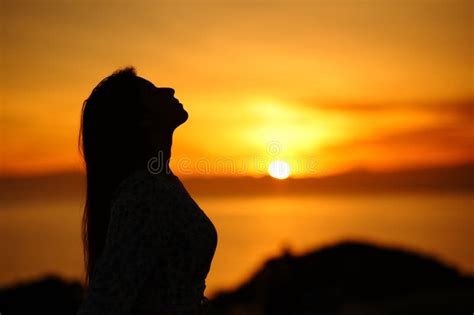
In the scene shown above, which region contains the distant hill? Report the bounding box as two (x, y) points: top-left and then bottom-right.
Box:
(0, 171), (86, 201)
(1, 163), (472, 201)
(183, 163), (474, 196)
(210, 241), (474, 315)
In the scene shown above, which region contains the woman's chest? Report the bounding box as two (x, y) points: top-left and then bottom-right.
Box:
(159, 185), (218, 268)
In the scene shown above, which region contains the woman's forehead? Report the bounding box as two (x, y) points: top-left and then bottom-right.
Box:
(137, 76), (157, 90)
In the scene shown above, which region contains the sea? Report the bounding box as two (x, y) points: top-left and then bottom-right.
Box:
(1, 192), (473, 297)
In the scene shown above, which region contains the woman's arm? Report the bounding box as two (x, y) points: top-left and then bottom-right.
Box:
(77, 175), (174, 315)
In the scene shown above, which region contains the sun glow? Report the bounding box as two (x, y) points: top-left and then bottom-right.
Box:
(268, 160), (291, 179)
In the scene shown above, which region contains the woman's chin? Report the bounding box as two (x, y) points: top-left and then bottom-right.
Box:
(178, 110), (189, 125)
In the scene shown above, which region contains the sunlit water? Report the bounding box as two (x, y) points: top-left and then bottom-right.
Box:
(1, 192), (473, 296)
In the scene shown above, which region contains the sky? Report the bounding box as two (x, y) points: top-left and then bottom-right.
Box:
(1, 0), (473, 177)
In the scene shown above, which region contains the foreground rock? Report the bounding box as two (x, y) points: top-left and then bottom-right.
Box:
(210, 241), (474, 315)
(1, 242), (472, 314)
(0, 275), (83, 315)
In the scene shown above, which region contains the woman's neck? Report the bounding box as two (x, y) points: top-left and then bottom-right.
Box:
(145, 130), (174, 176)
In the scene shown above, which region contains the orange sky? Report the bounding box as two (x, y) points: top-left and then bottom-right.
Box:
(1, 0), (473, 177)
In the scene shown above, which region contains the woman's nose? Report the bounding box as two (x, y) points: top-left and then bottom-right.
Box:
(158, 87), (175, 97)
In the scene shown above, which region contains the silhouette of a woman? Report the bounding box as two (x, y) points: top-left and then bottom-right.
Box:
(77, 67), (218, 315)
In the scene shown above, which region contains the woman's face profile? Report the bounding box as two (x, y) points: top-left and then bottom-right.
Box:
(137, 77), (188, 131)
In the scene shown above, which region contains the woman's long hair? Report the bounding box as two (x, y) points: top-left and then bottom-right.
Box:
(79, 67), (148, 287)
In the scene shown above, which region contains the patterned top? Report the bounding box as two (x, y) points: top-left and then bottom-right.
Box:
(77, 170), (218, 315)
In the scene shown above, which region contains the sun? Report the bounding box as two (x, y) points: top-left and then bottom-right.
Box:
(268, 160), (291, 179)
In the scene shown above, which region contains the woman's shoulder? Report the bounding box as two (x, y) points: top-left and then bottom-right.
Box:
(112, 169), (179, 204)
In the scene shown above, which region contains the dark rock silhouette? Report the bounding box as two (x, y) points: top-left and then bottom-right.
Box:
(1, 242), (473, 315)
(0, 275), (83, 315)
(209, 241), (474, 315)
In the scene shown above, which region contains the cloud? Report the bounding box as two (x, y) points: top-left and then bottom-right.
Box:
(320, 123), (473, 170)
(304, 100), (473, 116)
